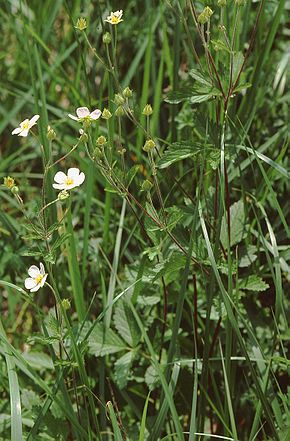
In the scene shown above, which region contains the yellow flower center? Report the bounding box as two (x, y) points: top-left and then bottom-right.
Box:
(111, 15), (119, 23)
(65, 178), (74, 186)
(21, 121), (30, 130)
(35, 274), (44, 284)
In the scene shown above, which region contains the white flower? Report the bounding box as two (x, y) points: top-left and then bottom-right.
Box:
(53, 168), (85, 190)
(12, 115), (40, 137)
(68, 107), (101, 123)
(105, 10), (123, 25)
(24, 263), (47, 292)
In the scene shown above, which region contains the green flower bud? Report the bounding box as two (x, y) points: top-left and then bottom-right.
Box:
(102, 108), (112, 120)
(143, 139), (156, 152)
(96, 135), (107, 146)
(3, 176), (15, 189)
(58, 190), (70, 201)
(198, 6), (213, 24)
(11, 186), (19, 195)
(123, 86), (133, 98)
(142, 104), (153, 116)
(218, 0), (227, 6)
(47, 125), (56, 140)
(103, 32), (112, 44)
(62, 298), (71, 310)
(115, 106), (124, 117)
(75, 18), (87, 31)
(93, 147), (103, 159)
(141, 179), (153, 192)
(114, 93), (125, 105)
(235, 0), (245, 5)
(79, 129), (88, 143)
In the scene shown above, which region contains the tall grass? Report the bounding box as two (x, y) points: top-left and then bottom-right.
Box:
(0, 1), (288, 440)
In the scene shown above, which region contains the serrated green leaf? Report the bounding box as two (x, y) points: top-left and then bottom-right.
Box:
(114, 351), (134, 389)
(22, 352), (54, 370)
(232, 51), (244, 84)
(50, 232), (71, 253)
(113, 301), (141, 347)
(88, 324), (126, 356)
(220, 200), (245, 248)
(240, 275), (269, 292)
(188, 68), (212, 86)
(157, 142), (202, 169)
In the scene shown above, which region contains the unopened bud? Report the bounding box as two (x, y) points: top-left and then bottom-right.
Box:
(93, 147), (103, 159)
(47, 125), (56, 140)
(11, 186), (19, 195)
(102, 108), (112, 120)
(96, 135), (107, 146)
(62, 298), (71, 310)
(218, 0), (226, 6)
(123, 86), (133, 98)
(235, 0), (245, 5)
(58, 190), (70, 201)
(103, 32), (112, 44)
(141, 179), (153, 192)
(143, 139), (156, 152)
(142, 104), (153, 116)
(79, 129), (88, 143)
(115, 106), (124, 117)
(114, 93), (125, 105)
(198, 6), (213, 24)
(75, 18), (87, 31)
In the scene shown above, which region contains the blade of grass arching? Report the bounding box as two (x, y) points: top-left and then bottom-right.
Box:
(66, 205), (86, 321)
(138, 392), (151, 441)
(198, 203), (279, 439)
(219, 341), (238, 440)
(151, 45), (164, 136)
(188, 329), (198, 441)
(0, 318), (22, 441)
(107, 401), (123, 441)
(129, 301), (184, 441)
(105, 198), (126, 329)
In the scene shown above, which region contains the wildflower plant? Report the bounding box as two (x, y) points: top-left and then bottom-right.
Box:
(0, 2), (288, 441)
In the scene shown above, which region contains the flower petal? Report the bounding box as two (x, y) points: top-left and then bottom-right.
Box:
(12, 127), (22, 135)
(25, 278), (37, 290)
(39, 273), (48, 287)
(28, 265), (40, 278)
(18, 129), (29, 137)
(76, 172), (85, 186)
(30, 283), (41, 292)
(76, 107), (90, 118)
(90, 109), (102, 120)
(67, 168), (80, 179)
(53, 183), (66, 190)
(29, 114), (40, 126)
(54, 171), (67, 184)
(68, 114), (79, 121)
(40, 262), (45, 275)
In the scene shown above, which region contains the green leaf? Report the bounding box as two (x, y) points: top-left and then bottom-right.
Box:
(113, 301), (141, 347)
(232, 51), (244, 84)
(238, 245), (257, 268)
(220, 200), (246, 248)
(240, 275), (269, 292)
(22, 352), (54, 370)
(88, 324), (126, 357)
(157, 141), (203, 169)
(165, 87), (221, 104)
(188, 68), (212, 87)
(114, 351), (134, 389)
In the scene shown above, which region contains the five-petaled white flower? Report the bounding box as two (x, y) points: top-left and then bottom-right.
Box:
(24, 263), (48, 292)
(68, 107), (101, 123)
(105, 10), (123, 25)
(53, 168), (85, 191)
(12, 115), (40, 137)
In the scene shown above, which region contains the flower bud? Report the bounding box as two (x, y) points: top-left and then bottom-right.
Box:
(141, 179), (153, 192)
(47, 125), (56, 140)
(93, 147), (103, 160)
(11, 186), (19, 194)
(198, 6), (213, 24)
(102, 108), (112, 120)
(96, 135), (107, 146)
(115, 106), (124, 117)
(79, 129), (88, 143)
(235, 0), (245, 5)
(103, 32), (112, 44)
(114, 93), (125, 105)
(58, 190), (70, 201)
(75, 18), (87, 31)
(3, 176), (15, 189)
(62, 298), (71, 310)
(142, 104), (153, 116)
(143, 139), (156, 152)
(123, 86), (133, 98)
(218, 0), (227, 6)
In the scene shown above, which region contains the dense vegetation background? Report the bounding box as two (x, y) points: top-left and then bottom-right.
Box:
(0, 0), (289, 440)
